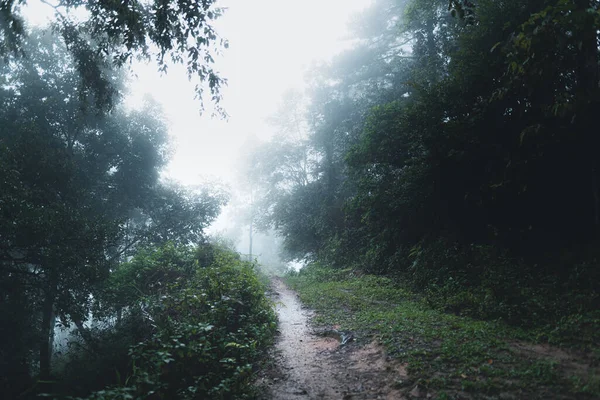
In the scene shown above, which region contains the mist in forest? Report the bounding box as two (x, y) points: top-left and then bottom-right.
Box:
(2, 0), (600, 398)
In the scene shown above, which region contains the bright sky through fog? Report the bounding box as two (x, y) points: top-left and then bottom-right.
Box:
(23, 0), (372, 186)
(129, 0), (372, 186)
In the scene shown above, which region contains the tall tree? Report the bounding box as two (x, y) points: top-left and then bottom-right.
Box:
(0, 31), (225, 392)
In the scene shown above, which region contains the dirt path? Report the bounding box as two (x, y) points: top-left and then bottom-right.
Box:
(258, 278), (409, 400)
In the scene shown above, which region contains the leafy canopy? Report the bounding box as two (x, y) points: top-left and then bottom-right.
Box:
(1, 0), (228, 114)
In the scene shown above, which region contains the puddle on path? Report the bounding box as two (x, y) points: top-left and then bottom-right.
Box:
(258, 278), (409, 400)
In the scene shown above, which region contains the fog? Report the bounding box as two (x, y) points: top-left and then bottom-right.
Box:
(23, 0), (372, 271)
(126, 0), (372, 267)
(123, 0), (370, 181)
(5, 1), (600, 398)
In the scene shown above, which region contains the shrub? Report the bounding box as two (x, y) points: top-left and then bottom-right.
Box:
(59, 243), (276, 400)
(406, 238), (600, 347)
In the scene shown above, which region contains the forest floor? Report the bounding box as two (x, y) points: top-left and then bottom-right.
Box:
(255, 274), (600, 400)
(256, 277), (408, 399)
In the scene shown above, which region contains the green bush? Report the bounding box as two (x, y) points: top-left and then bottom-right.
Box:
(58, 243), (276, 400)
(402, 238), (600, 349)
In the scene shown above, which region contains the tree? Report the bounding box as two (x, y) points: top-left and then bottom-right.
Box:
(0, 31), (225, 393)
(258, 0), (600, 274)
(120, 181), (228, 256)
(234, 91), (324, 260)
(0, 0), (228, 113)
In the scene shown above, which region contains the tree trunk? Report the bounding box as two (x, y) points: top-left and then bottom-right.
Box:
(39, 288), (55, 381)
(574, 0), (600, 232)
(249, 217), (253, 261)
(592, 161), (599, 227)
(426, 18), (438, 85)
(249, 187), (254, 262)
(73, 317), (98, 353)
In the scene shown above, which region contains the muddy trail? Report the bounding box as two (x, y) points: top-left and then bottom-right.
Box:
(257, 278), (410, 400)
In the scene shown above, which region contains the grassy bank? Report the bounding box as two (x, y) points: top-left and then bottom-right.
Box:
(285, 264), (600, 399)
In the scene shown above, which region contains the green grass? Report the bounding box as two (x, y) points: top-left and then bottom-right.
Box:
(285, 264), (600, 399)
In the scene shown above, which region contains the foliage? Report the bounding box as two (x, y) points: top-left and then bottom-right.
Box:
(286, 264), (600, 398)
(254, 0), (600, 345)
(406, 238), (599, 341)
(57, 243), (276, 400)
(0, 30), (226, 397)
(0, 0), (227, 113)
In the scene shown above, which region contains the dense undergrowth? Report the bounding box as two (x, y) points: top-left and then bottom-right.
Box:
(399, 238), (600, 351)
(286, 263), (600, 399)
(48, 243), (277, 400)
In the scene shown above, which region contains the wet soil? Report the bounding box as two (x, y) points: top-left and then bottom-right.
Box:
(257, 278), (410, 400)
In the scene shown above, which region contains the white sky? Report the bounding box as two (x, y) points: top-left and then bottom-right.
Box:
(23, 0), (371, 186)
(23, 0), (371, 242)
(128, 0), (372, 186)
